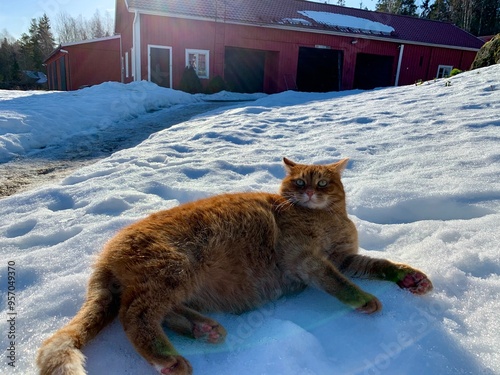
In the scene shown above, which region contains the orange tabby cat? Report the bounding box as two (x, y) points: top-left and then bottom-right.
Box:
(37, 158), (432, 375)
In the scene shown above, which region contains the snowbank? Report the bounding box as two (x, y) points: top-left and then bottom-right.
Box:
(0, 81), (200, 163)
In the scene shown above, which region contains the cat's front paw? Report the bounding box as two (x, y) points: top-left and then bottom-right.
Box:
(355, 295), (382, 314)
(397, 271), (433, 295)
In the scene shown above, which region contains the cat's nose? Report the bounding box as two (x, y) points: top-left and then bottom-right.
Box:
(305, 189), (314, 197)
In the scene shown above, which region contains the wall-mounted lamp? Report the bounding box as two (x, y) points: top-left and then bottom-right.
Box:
(351, 39), (358, 45)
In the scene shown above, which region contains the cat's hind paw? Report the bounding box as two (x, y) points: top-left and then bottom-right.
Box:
(397, 271), (433, 295)
(193, 322), (227, 344)
(153, 355), (192, 375)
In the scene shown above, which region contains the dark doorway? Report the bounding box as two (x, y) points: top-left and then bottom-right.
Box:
(59, 57), (67, 91)
(353, 53), (394, 90)
(225, 47), (265, 93)
(296, 47), (343, 92)
(149, 46), (171, 88)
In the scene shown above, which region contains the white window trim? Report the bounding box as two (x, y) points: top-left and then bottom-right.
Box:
(436, 65), (453, 79)
(131, 48), (135, 78)
(125, 51), (129, 78)
(185, 49), (210, 79)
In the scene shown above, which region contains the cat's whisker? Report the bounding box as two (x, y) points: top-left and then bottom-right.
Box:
(275, 198), (295, 212)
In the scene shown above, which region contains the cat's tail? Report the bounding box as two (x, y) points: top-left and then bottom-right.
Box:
(37, 266), (121, 375)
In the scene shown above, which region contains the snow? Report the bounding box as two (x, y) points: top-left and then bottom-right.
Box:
(0, 81), (200, 163)
(0, 83), (267, 164)
(298, 10), (395, 33)
(281, 18), (313, 26)
(1, 66), (499, 375)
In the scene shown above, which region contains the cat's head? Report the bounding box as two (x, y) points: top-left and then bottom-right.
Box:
(279, 158), (349, 210)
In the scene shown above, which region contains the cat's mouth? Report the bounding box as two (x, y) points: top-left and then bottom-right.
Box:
(299, 194), (327, 209)
(303, 201), (327, 209)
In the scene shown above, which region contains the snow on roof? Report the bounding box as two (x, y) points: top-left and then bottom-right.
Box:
(298, 10), (395, 34)
(280, 18), (313, 26)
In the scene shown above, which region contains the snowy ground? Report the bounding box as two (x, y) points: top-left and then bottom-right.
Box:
(1, 66), (499, 375)
(0, 101), (238, 197)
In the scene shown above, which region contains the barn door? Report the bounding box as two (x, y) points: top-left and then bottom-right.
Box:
(148, 45), (172, 88)
(224, 47), (265, 93)
(353, 53), (394, 90)
(296, 47), (343, 92)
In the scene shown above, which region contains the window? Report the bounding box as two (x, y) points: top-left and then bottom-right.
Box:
(186, 49), (209, 79)
(436, 65), (453, 79)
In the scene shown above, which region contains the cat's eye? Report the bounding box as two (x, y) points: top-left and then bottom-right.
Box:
(295, 179), (306, 187)
(317, 180), (328, 188)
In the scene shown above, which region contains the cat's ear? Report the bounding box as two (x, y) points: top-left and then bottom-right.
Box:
(331, 158), (349, 174)
(283, 157), (297, 174)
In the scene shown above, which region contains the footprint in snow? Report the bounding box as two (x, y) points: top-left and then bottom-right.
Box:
(86, 197), (132, 216)
(4, 219), (38, 238)
(47, 192), (75, 212)
(16, 226), (83, 249)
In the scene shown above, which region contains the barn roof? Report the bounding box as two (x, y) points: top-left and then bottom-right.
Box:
(125, 0), (483, 50)
(43, 35), (121, 64)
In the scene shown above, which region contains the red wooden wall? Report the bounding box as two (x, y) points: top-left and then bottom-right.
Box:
(45, 37), (121, 91)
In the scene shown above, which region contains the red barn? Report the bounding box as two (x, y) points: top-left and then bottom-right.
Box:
(115, 0), (484, 93)
(44, 35), (122, 91)
(50, 0), (484, 93)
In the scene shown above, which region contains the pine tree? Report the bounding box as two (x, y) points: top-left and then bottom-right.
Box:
(376, 0), (402, 13)
(376, 0), (418, 16)
(0, 38), (12, 83)
(37, 14), (56, 59)
(471, 0), (500, 35)
(18, 31), (34, 71)
(18, 15), (55, 72)
(400, 0), (418, 15)
(426, 0), (452, 22)
(179, 66), (203, 93)
(453, 0), (476, 32)
(421, 0), (500, 35)
(29, 18), (43, 70)
(420, 0), (432, 17)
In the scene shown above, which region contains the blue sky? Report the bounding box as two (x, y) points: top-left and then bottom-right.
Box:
(0, 0), (376, 41)
(0, 0), (116, 40)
